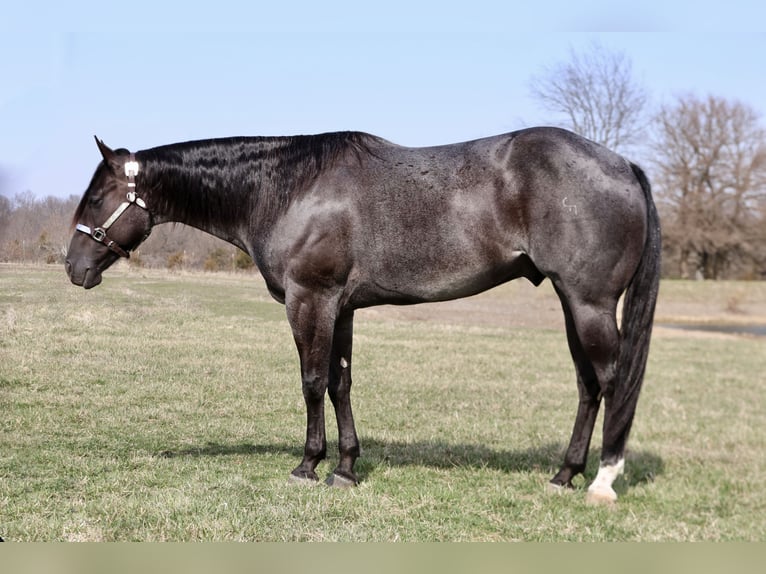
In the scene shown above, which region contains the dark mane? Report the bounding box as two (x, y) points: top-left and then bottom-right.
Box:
(136, 131), (382, 229)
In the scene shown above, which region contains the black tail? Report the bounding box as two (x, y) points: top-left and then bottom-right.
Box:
(609, 163), (662, 452)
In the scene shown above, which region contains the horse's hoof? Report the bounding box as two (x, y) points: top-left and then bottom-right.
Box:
(288, 472), (319, 486)
(325, 472), (358, 488)
(585, 486), (618, 506)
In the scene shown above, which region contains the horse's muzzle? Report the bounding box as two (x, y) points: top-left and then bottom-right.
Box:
(65, 259), (103, 289)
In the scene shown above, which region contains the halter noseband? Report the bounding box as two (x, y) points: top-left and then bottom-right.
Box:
(75, 154), (151, 258)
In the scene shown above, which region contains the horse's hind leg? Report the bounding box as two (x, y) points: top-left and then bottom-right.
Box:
(549, 293), (603, 490)
(326, 311), (361, 487)
(552, 288), (623, 503)
(593, 350), (646, 504)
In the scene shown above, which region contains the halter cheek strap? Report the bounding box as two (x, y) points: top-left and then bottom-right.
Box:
(75, 154), (151, 258)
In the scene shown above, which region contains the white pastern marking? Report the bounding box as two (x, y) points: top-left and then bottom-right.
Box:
(588, 458), (625, 496)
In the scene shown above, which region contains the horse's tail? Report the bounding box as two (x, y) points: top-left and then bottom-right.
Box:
(611, 163), (662, 447)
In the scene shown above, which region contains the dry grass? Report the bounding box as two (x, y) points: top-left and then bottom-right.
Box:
(1, 263), (765, 540)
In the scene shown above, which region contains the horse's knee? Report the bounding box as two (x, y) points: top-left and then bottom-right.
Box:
(302, 373), (327, 403)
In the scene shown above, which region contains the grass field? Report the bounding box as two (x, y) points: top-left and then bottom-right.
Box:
(1, 263), (765, 541)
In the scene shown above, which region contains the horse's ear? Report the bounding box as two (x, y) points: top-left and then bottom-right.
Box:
(94, 136), (120, 172)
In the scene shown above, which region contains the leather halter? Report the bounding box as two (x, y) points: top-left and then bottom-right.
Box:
(75, 154), (151, 258)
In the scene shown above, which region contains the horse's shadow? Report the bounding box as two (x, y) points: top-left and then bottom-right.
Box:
(160, 438), (664, 489)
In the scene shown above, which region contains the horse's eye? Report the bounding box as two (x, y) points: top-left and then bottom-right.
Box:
(89, 195), (104, 208)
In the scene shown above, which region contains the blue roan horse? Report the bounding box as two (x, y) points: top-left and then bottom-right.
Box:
(66, 128), (661, 504)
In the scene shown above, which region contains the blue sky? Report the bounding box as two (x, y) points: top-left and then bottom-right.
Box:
(2, 1), (765, 199)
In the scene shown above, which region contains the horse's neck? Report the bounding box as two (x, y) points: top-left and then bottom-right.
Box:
(139, 153), (252, 252)
(135, 133), (362, 254)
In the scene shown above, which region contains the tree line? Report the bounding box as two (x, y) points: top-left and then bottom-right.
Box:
(530, 42), (766, 280)
(2, 43), (765, 279)
(0, 191), (254, 272)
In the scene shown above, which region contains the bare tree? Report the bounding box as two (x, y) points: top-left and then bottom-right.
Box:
(652, 94), (766, 279)
(529, 42), (649, 153)
(0, 194), (11, 247)
(0, 192), (79, 263)
(0, 190), (252, 270)
(0, 170), (10, 247)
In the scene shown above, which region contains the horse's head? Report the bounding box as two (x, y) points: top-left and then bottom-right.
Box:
(65, 137), (153, 289)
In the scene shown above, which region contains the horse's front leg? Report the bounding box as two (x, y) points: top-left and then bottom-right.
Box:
(326, 310), (360, 487)
(285, 287), (339, 484)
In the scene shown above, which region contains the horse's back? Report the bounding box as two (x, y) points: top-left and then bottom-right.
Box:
(333, 134), (534, 303)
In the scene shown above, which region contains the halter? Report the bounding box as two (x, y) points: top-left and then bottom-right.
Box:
(75, 154), (151, 258)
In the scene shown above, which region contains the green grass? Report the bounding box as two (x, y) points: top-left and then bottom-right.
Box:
(1, 264), (765, 540)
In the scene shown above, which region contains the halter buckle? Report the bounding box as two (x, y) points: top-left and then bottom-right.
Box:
(92, 227), (107, 242)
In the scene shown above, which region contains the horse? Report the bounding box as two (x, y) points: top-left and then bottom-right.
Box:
(65, 127), (661, 504)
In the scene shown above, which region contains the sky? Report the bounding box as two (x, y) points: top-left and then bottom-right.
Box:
(2, 1), (766, 200)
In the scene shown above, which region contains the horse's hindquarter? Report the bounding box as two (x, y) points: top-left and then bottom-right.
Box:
(506, 128), (648, 298)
